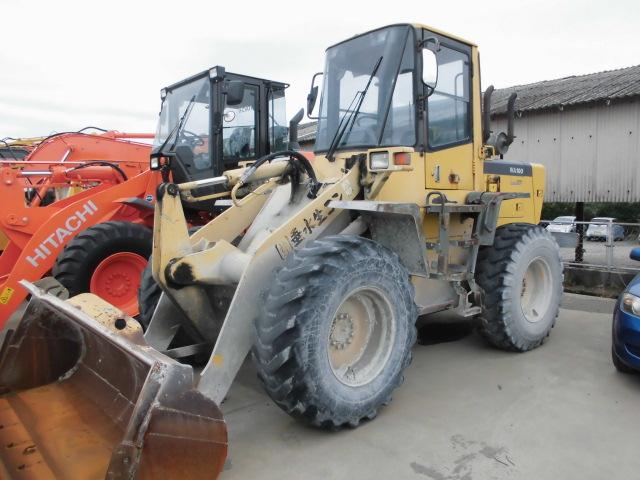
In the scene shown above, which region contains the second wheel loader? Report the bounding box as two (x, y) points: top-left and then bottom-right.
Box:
(0, 24), (562, 479)
(0, 69), (292, 329)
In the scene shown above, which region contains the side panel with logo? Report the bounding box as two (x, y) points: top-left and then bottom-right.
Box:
(484, 160), (537, 223)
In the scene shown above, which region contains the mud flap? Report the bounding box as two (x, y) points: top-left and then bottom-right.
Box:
(0, 281), (227, 479)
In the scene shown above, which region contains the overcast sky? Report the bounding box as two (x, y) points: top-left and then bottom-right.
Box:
(1, 0), (638, 138)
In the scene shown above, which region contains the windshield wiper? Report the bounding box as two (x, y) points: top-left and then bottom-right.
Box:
(326, 56), (383, 162)
(151, 95), (196, 159)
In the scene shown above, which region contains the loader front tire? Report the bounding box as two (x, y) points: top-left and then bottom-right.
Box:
(53, 221), (152, 316)
(475, 224), (563, 352)
(137, 261), (161, 328)
(137, 226), (202, 328)
(253, 235), (417, 428)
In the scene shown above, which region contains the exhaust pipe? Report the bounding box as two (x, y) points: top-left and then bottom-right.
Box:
(483, 86), (518, 156)
(288, 108), (305, 151)
(482, 85), (494, 144)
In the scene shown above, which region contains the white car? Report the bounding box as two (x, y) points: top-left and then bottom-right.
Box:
(586, 217), (625, 241)
(546, 216), (576, 233)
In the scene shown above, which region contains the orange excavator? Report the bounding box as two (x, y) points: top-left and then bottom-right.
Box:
(0, 129), (158, 327)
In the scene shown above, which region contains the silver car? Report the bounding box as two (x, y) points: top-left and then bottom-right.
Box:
(546, 216), (576, 233)
(586, 217), (625, 241)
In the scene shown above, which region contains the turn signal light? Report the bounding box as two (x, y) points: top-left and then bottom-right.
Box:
(394, 152), (411, 166)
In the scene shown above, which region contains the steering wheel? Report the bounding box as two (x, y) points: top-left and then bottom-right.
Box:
(179, 129), (205, 147)
(193, 152), (211, 169)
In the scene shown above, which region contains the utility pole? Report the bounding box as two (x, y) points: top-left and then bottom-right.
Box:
(574, 201), (585, 262)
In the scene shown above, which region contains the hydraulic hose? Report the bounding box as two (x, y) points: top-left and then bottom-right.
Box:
(238, 150), (318, 189)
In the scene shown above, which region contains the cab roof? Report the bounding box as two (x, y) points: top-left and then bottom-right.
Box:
(326, 23), (476, 50)
(411, 22), (476, 46)
(163, 67), (289, 94)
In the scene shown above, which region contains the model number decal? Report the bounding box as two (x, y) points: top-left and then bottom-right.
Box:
(483, 161), (532, 177)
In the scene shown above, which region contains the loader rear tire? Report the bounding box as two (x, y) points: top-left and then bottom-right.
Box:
(53, 221), (152, 316)
(253, 235), (417, 428)
(475, 224), (563, 352)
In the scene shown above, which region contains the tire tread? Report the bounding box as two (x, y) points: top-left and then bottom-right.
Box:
(253, 235), (417, 429)
(475, 224), (563, 352)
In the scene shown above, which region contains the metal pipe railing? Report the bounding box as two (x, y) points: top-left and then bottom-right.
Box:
(541, 219), (640, 272)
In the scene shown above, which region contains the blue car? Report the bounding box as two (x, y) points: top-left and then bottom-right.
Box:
(612, 247), (640, 373)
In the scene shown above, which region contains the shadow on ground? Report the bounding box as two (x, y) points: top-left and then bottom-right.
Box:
(416, 318), (474, 346)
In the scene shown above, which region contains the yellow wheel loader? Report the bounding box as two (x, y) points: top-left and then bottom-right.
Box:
(0, 24), (562, 479)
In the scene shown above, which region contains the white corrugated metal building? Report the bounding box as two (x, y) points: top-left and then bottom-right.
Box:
(491, 65), (640, 202)
(300, 65), (640, 203)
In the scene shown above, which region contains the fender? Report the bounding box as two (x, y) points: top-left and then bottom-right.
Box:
(326, 199), (429, 277)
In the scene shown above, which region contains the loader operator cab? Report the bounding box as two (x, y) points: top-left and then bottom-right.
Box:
(152, 66), (289, 185)
(309, 24), (475, 165)
(312, 25), (419, 152)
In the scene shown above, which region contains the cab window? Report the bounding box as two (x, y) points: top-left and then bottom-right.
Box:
(181, 101), (211, 171)
(223, 85), (258, 160)
(428, 46), (470, 148)
(269, 88), (288, 152)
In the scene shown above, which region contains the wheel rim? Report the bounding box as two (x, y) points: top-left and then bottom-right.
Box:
(89, 252), (147, 316)
(520, 256), (553, 323)
(327, 286), (396, 387)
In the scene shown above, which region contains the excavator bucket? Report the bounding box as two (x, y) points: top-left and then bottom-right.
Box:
(0, 281), (227, 480)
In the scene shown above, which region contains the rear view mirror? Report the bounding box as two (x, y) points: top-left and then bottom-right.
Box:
(306, 72), (323, 119)
(226, 80), (245, 106)
(307, 86), (318, 116)
(422, 49), (438, 90)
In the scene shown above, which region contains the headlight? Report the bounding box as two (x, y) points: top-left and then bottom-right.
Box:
(369, 151), (389, 170)
(621, 292), (640, 316)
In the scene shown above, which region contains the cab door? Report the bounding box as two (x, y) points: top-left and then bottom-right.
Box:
(220, 82), (260, 165)
(423, 30), (474, 191)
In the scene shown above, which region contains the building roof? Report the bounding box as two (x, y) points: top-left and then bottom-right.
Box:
(298, 121), (318, 143)
(297, 64), (640, 142)
(491, 64), (640, 115)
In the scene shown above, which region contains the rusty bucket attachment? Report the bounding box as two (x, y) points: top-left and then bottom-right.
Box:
(0, 281), (227, 479)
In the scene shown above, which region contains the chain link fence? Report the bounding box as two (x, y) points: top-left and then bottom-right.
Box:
(541, 219), (640, 272)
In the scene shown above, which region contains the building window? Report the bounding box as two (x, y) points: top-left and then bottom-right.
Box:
(428, 46), (470, 148)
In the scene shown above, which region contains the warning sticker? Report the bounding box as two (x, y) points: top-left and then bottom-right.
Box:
(0, 287), (14, 305)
